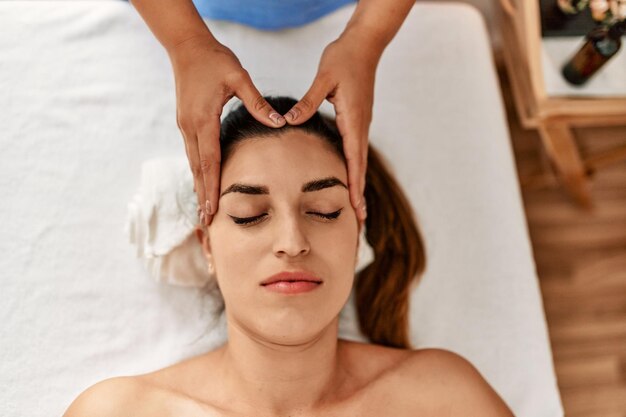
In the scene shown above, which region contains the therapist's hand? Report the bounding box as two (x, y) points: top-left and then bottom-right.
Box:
(168, 36), (286, 226)
(283, 29), (383, 222)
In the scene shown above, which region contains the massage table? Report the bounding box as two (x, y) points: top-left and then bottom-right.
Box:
(0, 1), (563, 416)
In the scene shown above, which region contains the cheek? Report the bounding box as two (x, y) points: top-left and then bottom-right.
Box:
(323, 226), (357, 264)
(207, 223), (262, 293)
(310, 218), (359, 281)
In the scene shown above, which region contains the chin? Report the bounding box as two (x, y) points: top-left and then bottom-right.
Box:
(254, 310), (340, 344)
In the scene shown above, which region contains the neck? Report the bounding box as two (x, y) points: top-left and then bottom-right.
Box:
(213, 316), (348, 416)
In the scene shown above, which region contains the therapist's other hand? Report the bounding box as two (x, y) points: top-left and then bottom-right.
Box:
(283, 31), (382, 222)
(168, 36), (286, 226)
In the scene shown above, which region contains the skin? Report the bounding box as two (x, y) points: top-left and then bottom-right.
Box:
(130, 0), (417, 226)
(184, 131), (364, 415)
(63, 132), (515, 417)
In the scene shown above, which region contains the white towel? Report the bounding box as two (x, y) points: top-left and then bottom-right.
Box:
(125, 157), (375, 287)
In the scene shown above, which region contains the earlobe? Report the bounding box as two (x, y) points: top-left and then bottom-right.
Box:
(207, 258), (216, 276)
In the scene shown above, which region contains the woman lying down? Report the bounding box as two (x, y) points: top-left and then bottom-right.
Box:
(64, 96), (514, 416)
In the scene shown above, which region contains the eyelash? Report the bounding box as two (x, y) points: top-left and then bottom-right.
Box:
(229, 208), (343, 226)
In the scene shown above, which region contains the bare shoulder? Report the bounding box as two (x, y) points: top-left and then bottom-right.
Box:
(338, 339), (415, 380)
(404, 348), (515, 417)
(62, 376), (154, 417)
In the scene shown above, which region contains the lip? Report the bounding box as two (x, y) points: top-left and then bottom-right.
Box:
(260, 271), (323, 295)
(260, 271), (323, 286)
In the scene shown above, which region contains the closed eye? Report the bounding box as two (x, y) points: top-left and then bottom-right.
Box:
(309, 208), (343, 221)
(229, 213), (266, 226)
(229, 208), (343, 226)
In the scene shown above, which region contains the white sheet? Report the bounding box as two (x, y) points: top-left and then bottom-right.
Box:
(0, 2), (563, 416)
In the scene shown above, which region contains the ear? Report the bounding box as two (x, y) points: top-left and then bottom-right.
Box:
(194, 226), (213, 259)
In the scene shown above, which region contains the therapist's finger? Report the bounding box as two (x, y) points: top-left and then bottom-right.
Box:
(178, 122), (209, 225)
(235, 70), (286, 128)
(335, 111), (368, 221)
(196, 114), (222, 221)
(346, 139), (368, 222)
(284, 73), (335, 124)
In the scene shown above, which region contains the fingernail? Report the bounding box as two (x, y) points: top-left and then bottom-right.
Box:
(205, 199), (212, 215)
(269, 112), (285, 125)
(200, 211), (206, 226)
(285, 110), (297, 122)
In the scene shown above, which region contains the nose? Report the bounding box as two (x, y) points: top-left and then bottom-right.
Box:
(272, 214), (310, 258)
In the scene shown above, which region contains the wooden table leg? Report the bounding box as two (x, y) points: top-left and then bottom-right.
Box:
(537, 118), (593, 209)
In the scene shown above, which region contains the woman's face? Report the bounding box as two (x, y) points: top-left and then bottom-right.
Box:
(199, 130), (359, 344)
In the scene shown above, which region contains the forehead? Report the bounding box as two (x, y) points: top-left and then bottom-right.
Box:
(221, 131), (346, 184)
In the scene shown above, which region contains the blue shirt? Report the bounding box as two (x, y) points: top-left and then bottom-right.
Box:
(192, 0), (357, 31)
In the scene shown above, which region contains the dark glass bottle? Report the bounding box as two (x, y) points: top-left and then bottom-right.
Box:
(561, 19), (626, 86)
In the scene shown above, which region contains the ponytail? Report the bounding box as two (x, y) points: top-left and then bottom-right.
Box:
(355, 146), (426, 348)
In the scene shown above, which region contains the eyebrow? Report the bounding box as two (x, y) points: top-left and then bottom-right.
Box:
(220, 176), (348, 197)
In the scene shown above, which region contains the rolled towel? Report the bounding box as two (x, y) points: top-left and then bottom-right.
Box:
(125, 157), (374, 287)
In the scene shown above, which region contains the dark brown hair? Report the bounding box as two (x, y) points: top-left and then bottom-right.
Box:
(210, 96), (426, 349)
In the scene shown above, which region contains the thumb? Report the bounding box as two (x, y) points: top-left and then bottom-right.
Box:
(235, 70), (286, 127)
(284, 74), (333, 125)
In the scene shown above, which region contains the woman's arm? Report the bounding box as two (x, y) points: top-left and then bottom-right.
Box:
(343, 0), (418, 54)
(130, 0), (216, 51)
